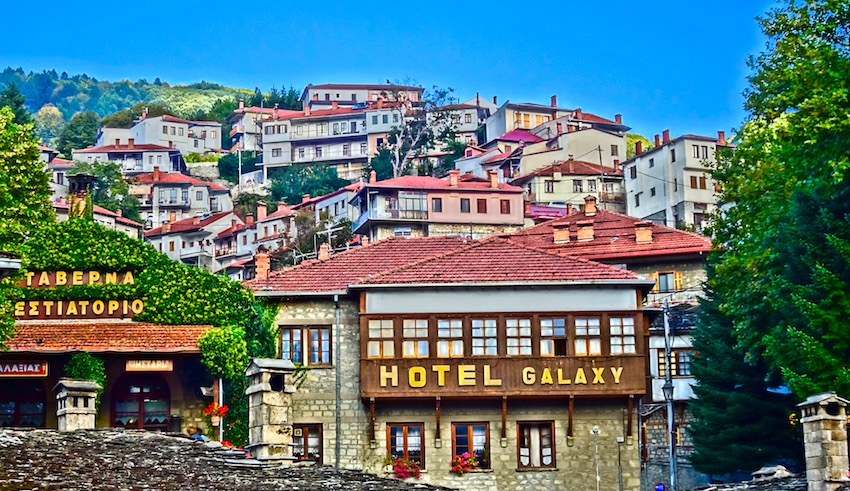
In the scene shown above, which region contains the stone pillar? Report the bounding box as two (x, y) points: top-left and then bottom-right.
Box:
(244, 358), (296, 461)
(798, 392), (850, 491)
(54, 378), (101, 431)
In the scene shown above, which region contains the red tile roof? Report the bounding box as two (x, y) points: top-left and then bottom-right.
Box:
(133, 172), (229, 191)
(362, 175), (522, 192)
(355, 237), (643, 286)
(215, 222), (256, 239)
(482, 151), (513, 164)
(497, 129), (544, 143)
(511, 160), (622, 184)
(262, 204), (298, 220)
(73, 143), (175, 154)
(575, 112), (618, 125)
(245, 236), (472, 293)
(8, 321), (211, 353)
(47, 157), (73, 167)
(144, 211), (234, 237)
(504, 208), (711, 261)
(291, 182), (364, 210)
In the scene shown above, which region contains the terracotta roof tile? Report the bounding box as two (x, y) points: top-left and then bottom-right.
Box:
(133, 172), (229, 191)
(144, 211), (234, 237)
(504, 209), (711, 261)
(245, 236), (471, 293)
(8, 321), (211, 353)
(355, 237), (642, 285)
(497, 129), (544, 143)
(511, 160), (622, 183)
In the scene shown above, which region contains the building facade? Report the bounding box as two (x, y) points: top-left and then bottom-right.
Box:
(129, 167), (232, 228)
(72, 141), (185, 176)
(510, 160), (626, 213)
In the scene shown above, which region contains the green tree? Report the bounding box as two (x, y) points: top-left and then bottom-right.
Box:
(69, 160), (142, 222)
(0, 106), (54, 253)
(364, 148), (394, 181)
(692, 0), (850, 474)
(269, 164), (348, 206)
(0, 82), (32, 125)
(625, 133), (651, 159)
(33, 104), (65, 146)
(57, 110), (99, 157)
(100, 102), (174, 128)
(436, 139), (466, 176)
(217, 151), (257, 182)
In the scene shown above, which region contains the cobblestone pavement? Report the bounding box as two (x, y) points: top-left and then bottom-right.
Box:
(0, 428), (453, 491)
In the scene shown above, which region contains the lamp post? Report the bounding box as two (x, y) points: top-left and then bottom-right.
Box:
(663, 300), (677, 490)
(591, 425), (601, 491)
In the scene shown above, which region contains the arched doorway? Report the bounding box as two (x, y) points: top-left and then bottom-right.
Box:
(0, 380), (46, 427)
(112, 373), (170, 431)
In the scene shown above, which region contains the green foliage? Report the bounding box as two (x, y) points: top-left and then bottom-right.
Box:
(69, 160), (142, 222)
(198, 326), (248, 378)
(365, 148), (395, 181)
(233, 192), (273, 221)
(57, 110), (99, 157)
(63, 352), (107, 407)
(33, 104), (64, 146)
(184, 152), (221, 163)
(218, 151), (256, 182)
(100, 102), (175, 129)
(270, 210), (353, 267)
(625, 133), (651, 159)
(269, 164), (348, 206)
(0, 82), (32, 125)
(0, 106), (54, 255)
(436, 139), (466, 176)
(0, 275), (20, 351)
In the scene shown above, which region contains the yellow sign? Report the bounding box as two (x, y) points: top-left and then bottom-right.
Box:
(126, 360), (173, 372)
(378, 364), (624, 388)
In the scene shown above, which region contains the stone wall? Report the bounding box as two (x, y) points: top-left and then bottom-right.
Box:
(427, 223), (522, 238)
(275, 298), (367, 469)
(363, 398), (641, 491)
(641, 405), (708, 490)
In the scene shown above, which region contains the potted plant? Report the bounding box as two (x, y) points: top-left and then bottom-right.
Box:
(384, 456), (421, 480)
(204, 401), (228, 427)
(450, 452), (478, 475)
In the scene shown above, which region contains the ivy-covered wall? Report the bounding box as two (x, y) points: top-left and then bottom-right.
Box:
(10, 218), (276, 444)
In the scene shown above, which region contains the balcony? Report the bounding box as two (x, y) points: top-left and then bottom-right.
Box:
(229, 125), (244, 137)
(352, 208), (428, 232)
(598, 192), (626, 203)
(215, 247), (237, 258)
(158, 199), (191, 208)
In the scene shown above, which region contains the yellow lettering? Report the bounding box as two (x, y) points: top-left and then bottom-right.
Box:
(77, 301), (89, 316)
(57, 301), (63, 315)
(92, 300), (105, 315)
(38, 272), (50, 286)
(432, 365), (450, 386)
(458, 365), (476, 386)
(610, 367), (623, 384)
(72, 271), (83, 285)
(483, 365), (502, 386)
(408, 367), (426, 388)
(42, 300), (53, 316)
(105, 272), (118, 284)
(108, 300), (119, 314)
(541, 368), (554, 385)
(24, 271), (34, 287)
(557, 368), (571, 385)
(522, 367), (536, 385)
(29, 301), (38, 316)
(122, 300), (129, 315)
(55, 271), (67, 285)
(592, 367), (606, 384)
(89, 271), (100, 284)
(380, 365), (398, 387)
(131, 300), (144, 314)
(575, 368), (587, 384)
(122, 271), (134, 284)
(65, 301), (78, 316)
(14, 302), (24, 317)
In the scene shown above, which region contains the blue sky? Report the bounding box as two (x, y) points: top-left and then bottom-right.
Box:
(4, 0), (776, 138)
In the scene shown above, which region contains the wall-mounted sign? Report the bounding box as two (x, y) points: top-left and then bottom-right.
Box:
(0, 361), (48, 377)
(21, 270), (135, 288)
(126, 359), (173, 372)
(14, 299), (144, 320)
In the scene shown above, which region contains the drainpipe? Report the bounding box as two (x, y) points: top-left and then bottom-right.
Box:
(334, 294), (341, 467)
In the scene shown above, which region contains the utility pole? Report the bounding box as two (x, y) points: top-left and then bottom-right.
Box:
(663, 301), (677, 490)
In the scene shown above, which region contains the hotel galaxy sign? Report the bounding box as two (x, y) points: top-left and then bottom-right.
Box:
(14, 270), (145, 320)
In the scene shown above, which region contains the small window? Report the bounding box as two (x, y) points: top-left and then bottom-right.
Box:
(634, 193), (641, 207)
(382, 114), (388, 124)
(587, 180), (596, 193)
(573, 180), (583, 193)
(402, 319), (428, 358)
(272, 148), (282, 157)
(540, 318), (567, 356)
(460, 198), (470, 213)
(298, 148), (305, 159)
(629, 166), (637, 179)
(343, 144), (351, 156)
(649, 158), (654, 168)
(196, 190), (203, 200)
(500, 199), (511, 215)
(671, 148), (676, 162)
(611, 144), (619, 156)
(315, 146), (323, 158)
(692, 145), (700, 158)
(372, 115), (378, 124)
(505, 145), (512, 153)
(388, 424), (423, 468)
(162, 125), (168, 134)
(437, 319), (463, 358)
(609, 317), (636, 354)
(351, 93), (357, 101)
(211, 131), (217, 139)
(432, 198), (442, 213)
(464, 113), (472, 124)
(325, 93), (330, 101)
(170, 126), (176, 135)
(506, 318), (532, 356)
(477, 199), (487, 213)
(654, 271), (682, 293)
(650, 187), (656, 197)
(575, 317), (601, 356)
(194, 140), (199, 148)
(367, 319), (394, 358)
(453, 423), (489, 469)
(393, 113), (399, 123)
(471, 319), (498, 356)
(518, 422), (555, 468)
(281, 328), (303, 364)
(168, 241), (175, 252)
(545, 181), (555, 193)
(702, 146), (709, 159)
(308, 327), (331, 365)
(690, 176), (698, 189)
(659, 349), (693, 377)
(293, 424), (322, 463)
(699, 176), (707, 189)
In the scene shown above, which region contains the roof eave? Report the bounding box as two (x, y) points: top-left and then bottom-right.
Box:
(351, 279), (655, 289)
(251, 289), (349, 297)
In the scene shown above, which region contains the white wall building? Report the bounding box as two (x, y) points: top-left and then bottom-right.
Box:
(130, 115), (223, 155)
(129, 167), (233, 228)
(72, 141), (185, 175)
(301, 83), (424, 110)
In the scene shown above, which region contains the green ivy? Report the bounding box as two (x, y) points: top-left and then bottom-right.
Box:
(63, 352), (106, 407)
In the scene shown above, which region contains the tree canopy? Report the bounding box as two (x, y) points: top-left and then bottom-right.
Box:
(268, 164), (348, 206)
(690, 0), (850, 474)
(34, 104), (64, 146)
(69, 160), (142, 222)
(57, 110), (99, 157)
(0, 82), (32, 125)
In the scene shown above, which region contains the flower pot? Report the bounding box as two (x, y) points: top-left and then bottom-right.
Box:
(210, 415), (220, 426)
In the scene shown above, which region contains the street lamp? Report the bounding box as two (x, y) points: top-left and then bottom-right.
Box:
(663, 380), (676, 491)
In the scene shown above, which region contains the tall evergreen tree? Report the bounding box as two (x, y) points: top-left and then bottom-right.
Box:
(0, 82), (32, 124)
(57, 110), (99, 157)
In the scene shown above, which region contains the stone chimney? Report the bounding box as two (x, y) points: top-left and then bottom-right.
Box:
(550, 95), (557, 108)
(239, 98), (245, 110)
(305, 106), (311, 116)
(553, 222), (571, 244)
(128, 138), (134, 149)
(302, 194), (310, 204)
(318, 243), (330, 261)
(246, 213), (254, 225)
(718, 130), (726, 145)
(556, 122), (563, 135)
(449, 169), (459, 187)
(635, 140), (643, 155)
(635, 221), (653, 244)
(369, 170), (377, 183)
(257, 201), (267, 221)
(254, 249), (270, 280)
(332, 100), (339, 110)
(54, 379), (101, 431)
(244, 358), (296, 460)
(654, 134), (661, 147)
(574, 108), (583, 120)
(615, 114), (623, 125)
(576, 220), (594, 242)
(799, 392), (850, 491)
(231, 219), (237, 229)
(153, 166), (160, 183)
(488, 170), (499, 188)
(584, 195), (598, 216)
(662, 129), (670, 144)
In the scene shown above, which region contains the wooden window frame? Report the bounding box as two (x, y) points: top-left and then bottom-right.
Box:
(452, 422), (490, 469)
(609, 316), (636, 354)
(292, 423), (323, 464)
(517, 421), (555, 469)
(308, 326), (332, 366)
(659, 349), (693, 377)
(471, 318), (498, 356)
(402, 319), (429, 358)
(437, 318), (464, 358)
(367, 318), (395, 359)
(432, 197), (443, 213)
(387, 423), (425, 468)
(574, 316), (602, 356)
(544, 180), (555, 193)
(540, 317), (568, 356)
(477, 198), (487, 214)
(500, 199), (511, 215)
(505, 318), (532, 356)
(460, 198), (470, 213)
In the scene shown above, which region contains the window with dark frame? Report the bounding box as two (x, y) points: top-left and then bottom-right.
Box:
(658, 349), (693, 376)
(432, 197), (443, 213)
(545, 180), (555, 193)
(308, 327), (331, 365)
(609, 317), (636, 354)
(693, 145), (700, 158)
(437, 319), (464, 358)
(671, 148), (676, 162)
(388, 424), (424, 467)
(702, 145), (709, 159)
(281, 328), (303, 363)
(460, 198), (470, 213)
(611, 144), (618, 156)
(471, 318), (498, 356)
(649, 158), (654, 168)
(518, 422), (555, 468)
(574, 317), (601, 356)
(452, 423), (490, 469)
(505, 318), (532, 356)
(699, 176), (707, 189)
(629, 166), (637, 179)
(402, 319), (429, 358)
(540, 318), (568, 356)
(292, 424), (322, 463)
(367, 319), (394, 358)
(690, 176), (698, 188)
(477, 199), (487, 213)
(500, 199), (511, 214)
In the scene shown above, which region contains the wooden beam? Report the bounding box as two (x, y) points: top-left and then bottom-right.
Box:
(501, 396), (508, 440)
(369, 397), (376, 442)
(568, 395), (574, 438)
(435, 397), (442, 441)
(627, 395), (634, 437)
